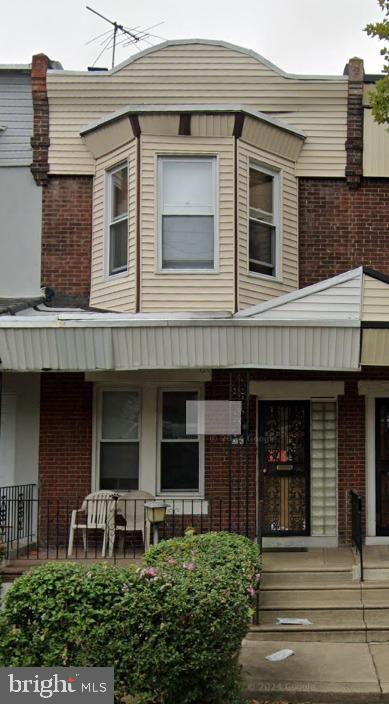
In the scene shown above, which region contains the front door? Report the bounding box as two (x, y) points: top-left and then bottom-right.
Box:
(376, 399), (389, 535)
(259, 401), (310, 536)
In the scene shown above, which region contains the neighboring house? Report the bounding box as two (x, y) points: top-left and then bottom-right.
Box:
(0, 40), (389, 552)
(0, 63), (43, 490)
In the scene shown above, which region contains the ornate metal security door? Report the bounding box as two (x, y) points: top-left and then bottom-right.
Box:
(259, 401), (310, 536)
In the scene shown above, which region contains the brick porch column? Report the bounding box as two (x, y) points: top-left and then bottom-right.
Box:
(338, 380), (366, 544)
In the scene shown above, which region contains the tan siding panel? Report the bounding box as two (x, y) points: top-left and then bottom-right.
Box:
(82, 118), (134, 158)
(140, 135), (235, 313)
(89, 141), (137, 312)
(47, 43), (347, 176)
(361, 329), (389, 366)
(139, 114), (180, 135)
(362, 275), (389, 322)
(237, 141), (298, 310)
(363, 109), (389, 177)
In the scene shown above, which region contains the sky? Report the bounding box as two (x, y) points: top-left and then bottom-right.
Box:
(0, 0), (385, 75)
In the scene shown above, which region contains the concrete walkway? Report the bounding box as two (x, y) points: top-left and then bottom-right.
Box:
(241, 640), (389, 702)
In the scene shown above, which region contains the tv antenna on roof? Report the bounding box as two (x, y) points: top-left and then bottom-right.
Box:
(86, 6), (165, 69)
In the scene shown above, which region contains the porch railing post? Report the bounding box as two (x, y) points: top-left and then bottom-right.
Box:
(350, 489), (364, 582)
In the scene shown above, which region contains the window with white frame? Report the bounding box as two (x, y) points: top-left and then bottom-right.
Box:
(249, 163), (279, 277)
(107, 164), (128, 275)
(99, 390), (139, 490)
(159, 390), (201, 492)
(158, 156), (216, 271)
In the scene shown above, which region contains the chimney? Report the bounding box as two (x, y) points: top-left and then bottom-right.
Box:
(344, 57), (365, 189)
(30, 53), (60, 186)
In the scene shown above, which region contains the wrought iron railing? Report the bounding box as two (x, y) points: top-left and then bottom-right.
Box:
(350, 489), (364, 582)
(254, 498), (264, 625)
(0, 484), (36, 558)
(0, 493), (258, 561)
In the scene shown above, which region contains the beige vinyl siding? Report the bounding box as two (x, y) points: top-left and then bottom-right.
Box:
(363, 109), (389, 177)
(242, 117), (304, 162)
(90, 141), (137, 312)
(47, 43), (347, 176)
(237, 141), (298, 310)
(140, 135), (235, 313)
(82, 117), (135, 159)
(362, 275), (389, 322)
(361, 329), (389, 366)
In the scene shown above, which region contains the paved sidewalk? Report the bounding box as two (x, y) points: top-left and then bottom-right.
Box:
(241, 640), (389, 702)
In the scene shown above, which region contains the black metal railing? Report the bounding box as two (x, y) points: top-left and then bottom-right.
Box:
(0, 493), (257, 561)
(0, 484), (36, 558)
(350, 489), (364, 582)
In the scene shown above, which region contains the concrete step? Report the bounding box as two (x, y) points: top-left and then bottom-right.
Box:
(365, 567), (389, 582)
(260, 588), (363, 609)
(261, 570), (355, 589)
(250, 608), (366, 642)
(251, 609), (389, 643)
(261, 572), (389, 590)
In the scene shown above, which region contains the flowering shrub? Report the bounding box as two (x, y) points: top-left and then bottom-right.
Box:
(0, 533), (260, 704)
(145, 530), (261, 589)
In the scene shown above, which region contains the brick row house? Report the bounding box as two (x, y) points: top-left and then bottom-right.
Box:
(1, 40), (389, 556)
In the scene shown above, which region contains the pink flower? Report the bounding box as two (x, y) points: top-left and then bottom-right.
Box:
(144, 567), (158, 578)
(255, 573), (261, 583)
(165, 558), (177, 566)
(247, 586), (256, 598)
(183, 562), (195, 571)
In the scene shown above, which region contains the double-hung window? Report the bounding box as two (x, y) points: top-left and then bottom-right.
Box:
(158, 156), (216, 271)
(159, 390), (201, 493)
(99, 390), (140, 490)
(107, 164), (128, 275)
(249, 163), (279, 277)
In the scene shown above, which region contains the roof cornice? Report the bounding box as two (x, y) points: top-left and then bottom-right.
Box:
(80, 104), (305, 140)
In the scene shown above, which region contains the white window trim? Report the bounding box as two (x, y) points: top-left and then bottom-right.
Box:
(156, 155), (219, 275)
(92, 380), (206, 500)
(104, 162), (129, 279)
(247, 159), (283, 282)
(94, 386), (142, 492)
(157, 386), (205, 498)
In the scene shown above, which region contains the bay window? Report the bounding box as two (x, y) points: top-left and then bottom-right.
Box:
(158, 156), (216, 271)
(249, 162), (280, 277)
(159, 390), (201, 493)
(99, 390), (139, 490)
(107, 164), (128, 275)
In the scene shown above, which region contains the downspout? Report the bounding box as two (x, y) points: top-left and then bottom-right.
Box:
(233, 113), (245, 313)
(129, 115), (141, 313)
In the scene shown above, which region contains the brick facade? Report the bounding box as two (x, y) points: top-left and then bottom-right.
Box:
(299, 177), (389, 288)
(38, 368), (389, 545)
(39, 373), (93, 503)
(41, 176), (93, 304)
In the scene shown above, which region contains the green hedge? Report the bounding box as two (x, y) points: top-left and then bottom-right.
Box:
(145, 530), (261, 585)
(0, 532), (260, 704)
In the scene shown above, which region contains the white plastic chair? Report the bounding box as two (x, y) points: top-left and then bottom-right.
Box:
(112, 490), (154, 556)
(67, 490), (117, 557)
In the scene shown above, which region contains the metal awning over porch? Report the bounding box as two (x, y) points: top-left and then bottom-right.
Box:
(0, 315), (359, 372)
(1, 266), (389, 372)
